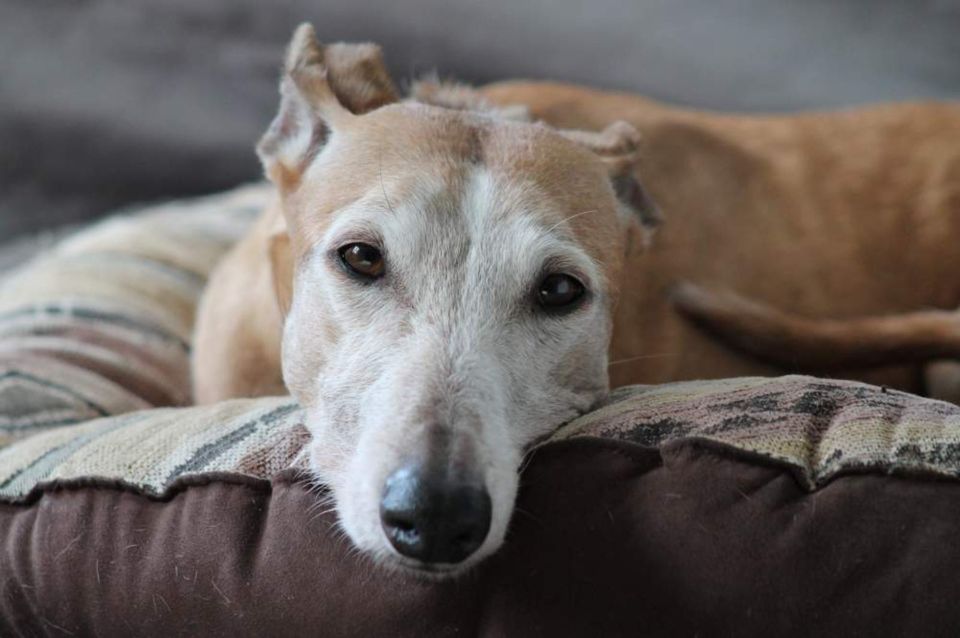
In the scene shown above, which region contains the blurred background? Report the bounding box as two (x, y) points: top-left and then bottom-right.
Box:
(1, 0), (958, 246)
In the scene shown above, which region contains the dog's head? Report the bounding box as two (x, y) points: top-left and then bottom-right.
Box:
(260, 24), (658, 577)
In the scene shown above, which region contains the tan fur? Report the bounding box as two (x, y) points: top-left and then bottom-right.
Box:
(192, 203), (287, 402)
(195, 52), (960, 405)
(670, 284), (960, 403)
(189, 30), (960, 575)
(672, 283), (960, 368)
(193, 28), (397, 404)
(481, 81), (960, 397)
(192, 37), (636, 405)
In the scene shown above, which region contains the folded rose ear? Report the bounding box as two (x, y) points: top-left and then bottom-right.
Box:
(257, 23), (399, 190)
(559, 121), (662, 233)
(410, 79), (530, 121)
(269, 229), (294, 318)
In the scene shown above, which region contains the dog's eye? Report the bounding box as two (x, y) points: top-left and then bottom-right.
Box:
(338, 243), (385, 279)
(537, 274), (586, 311)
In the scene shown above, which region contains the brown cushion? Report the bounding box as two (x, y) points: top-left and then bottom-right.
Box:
(4, 376), (960, 636)
(4, 437), (960, 636)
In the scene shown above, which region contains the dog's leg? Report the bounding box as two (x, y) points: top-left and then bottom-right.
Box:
(672, 283), (960, 370)
(192, 212), (286, 404)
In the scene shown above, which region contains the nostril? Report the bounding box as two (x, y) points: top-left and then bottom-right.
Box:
(391, 518), (416, 533)
(381, 510), (417, 536)
(380, 464), (492, 565)
(379, 466), (427, 560)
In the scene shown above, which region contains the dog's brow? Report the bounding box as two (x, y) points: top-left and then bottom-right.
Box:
(544, 209), (600, 234)
(378, 151), (397, 215)
(464, 125), (485, 165)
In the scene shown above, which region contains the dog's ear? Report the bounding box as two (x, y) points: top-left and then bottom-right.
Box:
(410, 79), (530, 121)
(268, 227), (294, 318)
(559, 121), (662, 235)
(257, 23), (399, 190)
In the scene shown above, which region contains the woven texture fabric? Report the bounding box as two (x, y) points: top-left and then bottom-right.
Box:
(0, 184), (268, 447)
(557, 376), (960, 489)
(3, 375), (960, 502)
(0, 397), (306, 501)
(1, 184), (959, 503)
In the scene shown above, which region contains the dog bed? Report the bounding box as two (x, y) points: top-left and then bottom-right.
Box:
(2, 186), (960, 637)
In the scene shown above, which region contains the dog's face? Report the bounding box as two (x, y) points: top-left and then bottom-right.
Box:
(260, 25), (656, 577)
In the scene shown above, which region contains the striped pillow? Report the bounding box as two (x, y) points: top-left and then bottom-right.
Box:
(0, 184), (268, 447)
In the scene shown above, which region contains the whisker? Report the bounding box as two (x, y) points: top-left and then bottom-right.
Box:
(378, 151), (397, 215)
(545, 209), (599, 233)
(514, 506), (545, 526)
(607, 352), (678, 367)
(306, 497), (336, 515)
(308, 507), (340, 523)
(518, 447), (540, 474)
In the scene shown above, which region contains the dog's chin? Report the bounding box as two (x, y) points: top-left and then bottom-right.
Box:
(335, 504), (503, 580)
(375, 548), (492, 581)
(338, 519), (501, 580)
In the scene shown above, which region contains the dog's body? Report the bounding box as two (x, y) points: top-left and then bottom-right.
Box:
(199, 82), (960, 403)
(194, 203), (288, 401)
(480, 82), (960, 397)
(193, 27), (960, 574)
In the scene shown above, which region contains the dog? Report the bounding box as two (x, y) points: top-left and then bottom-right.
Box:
(194, 25), (960, 575)
(192, 24), (659, 576)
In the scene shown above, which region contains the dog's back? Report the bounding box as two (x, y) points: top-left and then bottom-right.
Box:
(483, 81), (960, 396)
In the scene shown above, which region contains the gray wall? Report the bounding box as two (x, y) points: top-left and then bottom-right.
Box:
(1, 0), (958, 237)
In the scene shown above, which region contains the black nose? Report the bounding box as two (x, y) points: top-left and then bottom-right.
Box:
(380, 464), (492, 565)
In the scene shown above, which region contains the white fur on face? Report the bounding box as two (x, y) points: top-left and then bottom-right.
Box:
(283, 164), (614, 575)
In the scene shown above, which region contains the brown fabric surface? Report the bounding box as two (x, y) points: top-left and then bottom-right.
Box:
(3, 438), (959, 637)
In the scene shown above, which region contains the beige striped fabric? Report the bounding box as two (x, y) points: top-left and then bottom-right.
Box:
(1, 184), (960, 504)
(0, 184), (269, 447)
(2, 375), (960, 502)
(557, 375), (960, 489)
(0, 397), (307, 500)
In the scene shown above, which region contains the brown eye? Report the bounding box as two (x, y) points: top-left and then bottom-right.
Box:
(338, 243), (385, 279)
(537, 273), (586, 311)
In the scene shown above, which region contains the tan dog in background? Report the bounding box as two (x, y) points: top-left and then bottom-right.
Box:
(480, 81), (960, 401)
